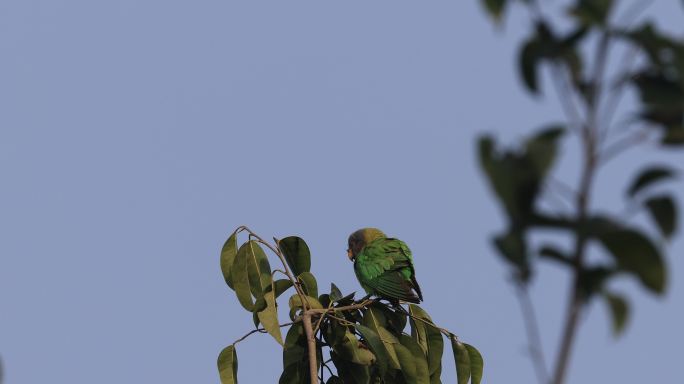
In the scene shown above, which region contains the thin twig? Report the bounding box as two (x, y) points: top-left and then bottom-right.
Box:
(514, 282), (549, 384)
(231, 322), (295, 346)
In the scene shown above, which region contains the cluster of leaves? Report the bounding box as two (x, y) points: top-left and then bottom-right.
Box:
(217, 227), (483, 383)
(478, 0), (681, 339)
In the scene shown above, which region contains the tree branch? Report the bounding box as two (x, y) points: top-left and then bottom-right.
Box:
(551, 29), (609, 384)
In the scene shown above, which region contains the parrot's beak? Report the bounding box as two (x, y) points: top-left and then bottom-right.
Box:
(347, 249), (354, 261)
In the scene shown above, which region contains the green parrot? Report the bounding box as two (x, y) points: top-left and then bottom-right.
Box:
(347, 228), (423, 303)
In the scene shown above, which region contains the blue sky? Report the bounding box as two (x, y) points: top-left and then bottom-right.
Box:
(1, 1), (683, 383)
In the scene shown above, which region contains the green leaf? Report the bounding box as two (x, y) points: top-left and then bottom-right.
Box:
(326, 376), (344, 384)
(394, 340), (419, 383)
(603, 292), (630, 337)
(284, 322), (305, 349)
(356, 324), (391, 376)
(322, 318), (348, 349)
(493, 230), (530, 281)
(663, 127), (684, 146)
(578, 267), (615, 300)
(451, 338), (470, 384)
(281, 324), (309, 384)
(645, 195), (678, 239)
(569, 0), (614, 25)
(464, 344), (484, 384)
(217, 345), (238, 384)
(278, 364), (304, 384)
(595, 227), (666, 294)
(377, 304), (408, 335)
(525, 125), (565, 178)
(330, 283), (343, 302)
(409, 305), (443, 381)
(539, 246), (573, 266)
(257, 291), (283, 346)
(231, 243), (255, 311)
(481, 0), (507, 22)
(246, 241), (272, 299)
(288, 294), (323, 311)
(220, 231), (238, 290)
(277, 236), (311, 276)
(298, 272), (319, 298)
(519, 38), (541, 93)
(337, 331), (376, 365)
(264, 279), (294, 299)
(361, 308), (401, 370)
(330, 351), (371, 384)
(400, 334), (430, 384)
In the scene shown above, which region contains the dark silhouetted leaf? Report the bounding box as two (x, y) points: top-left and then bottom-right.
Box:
(284, 322), (305, 349)
(578, 267), (615, 299)
(217, 345), (238, 384)
(627, 167), (676, 197)
(336, 292), (356, 307)
(663, 127), (684, 145)
(298, 272), (318, 298)
(277, 236), (311, 276)
(645, 195), (677, 239)
(220, 231), (238, 290)
(539, 246), (573, 266)
(464, 344), (484, 384)
(323, 318), (348, 349)
(319, 293), (331, 308)
(481, 0), (507, 22)
(278, 364), (304, 384)
(520, 38), (541, 93)
(603, 292), (629, 337)
(257, 291), (283, 345)
(569, 0), (614, 25)
(493, 230), (530, 281)
(326, 376), (344, 384)
(378, 304), (408, 335)
(594, 227), (666, 294)
(525, 125), (565, 178)
(451, 337), (471, 384)
(331, 351), (371, 384)
(330, 283), (343, 302)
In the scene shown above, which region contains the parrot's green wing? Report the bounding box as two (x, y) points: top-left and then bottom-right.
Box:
(354, 238), (423, 303)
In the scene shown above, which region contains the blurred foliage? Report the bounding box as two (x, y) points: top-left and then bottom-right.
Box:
(218, 227), (483, 383)
(478, 0), (681, 383)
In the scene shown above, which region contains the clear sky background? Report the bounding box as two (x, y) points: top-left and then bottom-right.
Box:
(1, 1), (683, 383)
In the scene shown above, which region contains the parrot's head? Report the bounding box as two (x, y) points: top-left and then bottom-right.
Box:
(347, 228), (386, 261)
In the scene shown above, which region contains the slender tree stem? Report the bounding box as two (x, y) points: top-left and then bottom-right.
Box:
(551, 29), (608, 384)
(515, 283), (549, 384)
